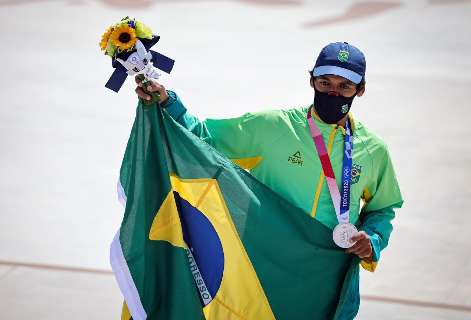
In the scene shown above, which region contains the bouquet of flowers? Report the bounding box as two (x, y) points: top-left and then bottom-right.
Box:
(100, 17), (175, 105)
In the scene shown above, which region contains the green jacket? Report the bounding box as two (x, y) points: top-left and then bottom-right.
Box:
(162, 91), (403, 271)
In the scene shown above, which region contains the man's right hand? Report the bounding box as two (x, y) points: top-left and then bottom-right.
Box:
(134, 75), (169, 105)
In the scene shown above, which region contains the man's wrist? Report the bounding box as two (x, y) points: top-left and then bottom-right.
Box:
(160, 90), (175, 108)
(362, 251), (373, 262)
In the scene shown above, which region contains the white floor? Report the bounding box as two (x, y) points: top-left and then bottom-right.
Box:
(1, 0), (470, 319)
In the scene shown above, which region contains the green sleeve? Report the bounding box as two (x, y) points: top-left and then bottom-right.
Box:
(359, 205), (398, 263)
(363, 144), (404, 212)
(162, 90), (278, 160)
(359, 143), (403, 271)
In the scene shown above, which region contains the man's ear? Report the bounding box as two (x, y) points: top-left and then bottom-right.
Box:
(310, 77), (315, 88)
(357, 85), (366, 97)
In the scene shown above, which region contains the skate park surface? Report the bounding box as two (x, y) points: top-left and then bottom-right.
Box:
(0, 0), (470, 319)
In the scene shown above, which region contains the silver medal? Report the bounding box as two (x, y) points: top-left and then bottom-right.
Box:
(333, 223), (358, 248)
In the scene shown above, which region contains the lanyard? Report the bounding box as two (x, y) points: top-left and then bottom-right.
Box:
(307, 108), (353, 224)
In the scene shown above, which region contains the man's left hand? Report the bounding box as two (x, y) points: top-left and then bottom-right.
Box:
(345, 231), (373, 261)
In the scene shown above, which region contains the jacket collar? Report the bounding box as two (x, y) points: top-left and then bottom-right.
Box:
(309, 105), (356, 135)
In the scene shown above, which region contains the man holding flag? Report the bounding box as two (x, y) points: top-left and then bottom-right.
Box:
(135, 41), (402, 266)
(115, 42), (403, 319)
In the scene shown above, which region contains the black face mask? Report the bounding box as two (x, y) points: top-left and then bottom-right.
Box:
(313, 89), (356, 124)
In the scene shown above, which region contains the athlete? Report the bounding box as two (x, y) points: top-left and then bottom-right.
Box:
(134, 42), (403, 271)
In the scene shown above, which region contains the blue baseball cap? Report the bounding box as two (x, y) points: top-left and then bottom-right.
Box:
(311, 42), (366, 84)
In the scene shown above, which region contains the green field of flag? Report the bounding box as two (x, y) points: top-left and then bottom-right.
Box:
(110, 101), (361, 320)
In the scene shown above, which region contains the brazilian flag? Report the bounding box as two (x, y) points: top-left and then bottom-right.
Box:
(110, 101), (361, 320)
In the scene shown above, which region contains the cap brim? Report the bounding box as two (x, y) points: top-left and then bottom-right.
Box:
(312, 65), (362, 84)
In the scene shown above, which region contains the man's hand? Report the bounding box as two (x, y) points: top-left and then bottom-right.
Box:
(345, 231), (373, 261)
(135, 75), (169, 105)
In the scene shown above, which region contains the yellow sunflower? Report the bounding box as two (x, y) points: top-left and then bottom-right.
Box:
(110, 24), (137, 52)
(99, 26), (114, 51)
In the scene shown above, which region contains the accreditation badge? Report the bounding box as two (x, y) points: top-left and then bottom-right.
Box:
(333, 223), (358, 248)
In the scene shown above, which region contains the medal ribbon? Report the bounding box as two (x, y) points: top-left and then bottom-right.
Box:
(307, 108), (353, 224)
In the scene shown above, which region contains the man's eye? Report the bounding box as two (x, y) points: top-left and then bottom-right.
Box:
(321, 81), (329, 86)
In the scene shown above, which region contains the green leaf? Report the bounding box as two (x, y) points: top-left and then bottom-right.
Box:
(135, 21), (153, 39)
(106, 41), (116, 57)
